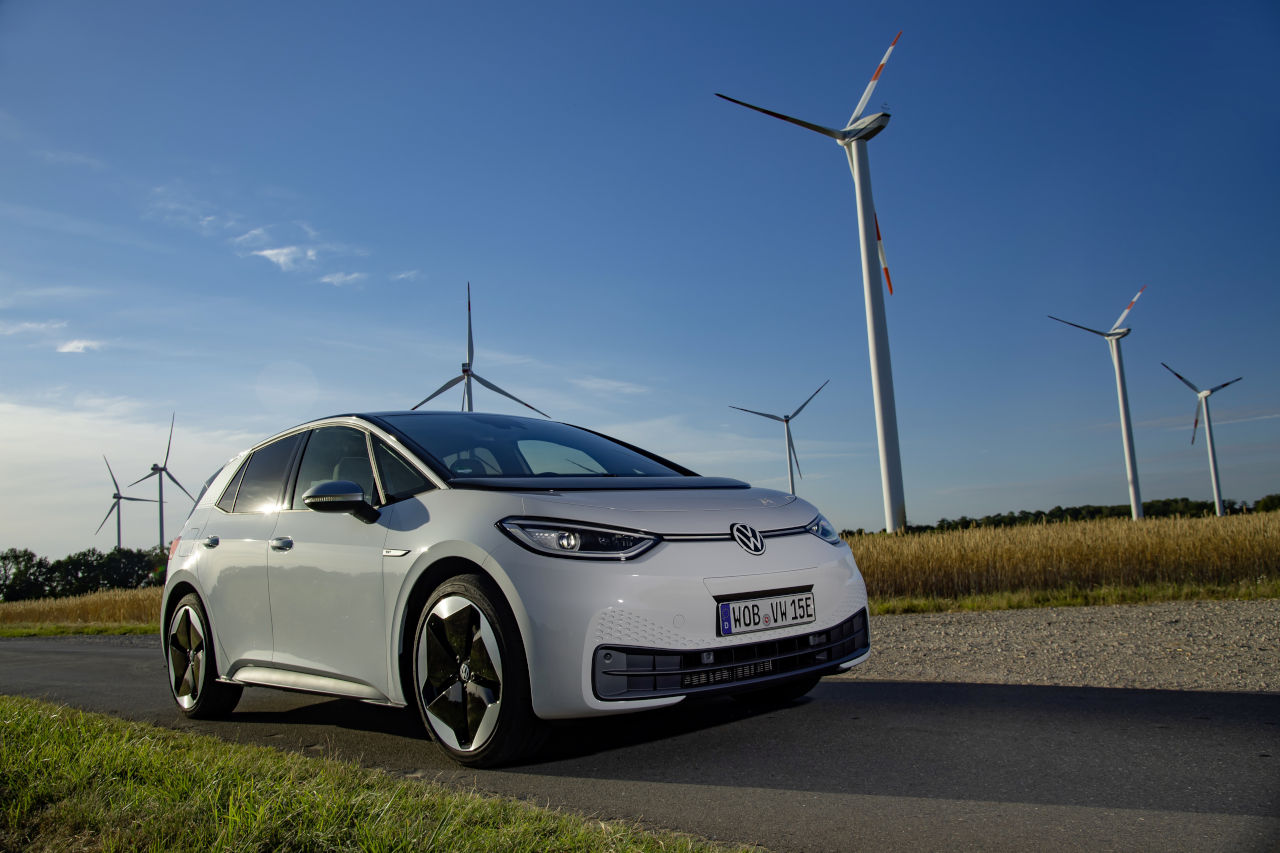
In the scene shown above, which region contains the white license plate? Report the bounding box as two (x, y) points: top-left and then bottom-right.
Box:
(717, 591), (816, 636)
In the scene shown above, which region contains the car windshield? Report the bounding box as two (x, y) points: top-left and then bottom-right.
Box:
(377, 413), (686, 479)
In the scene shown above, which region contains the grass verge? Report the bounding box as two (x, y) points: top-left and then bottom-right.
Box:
(0, 694), (749, 853)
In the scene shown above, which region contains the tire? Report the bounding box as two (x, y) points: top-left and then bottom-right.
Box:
(165, 592), (242, 719)
(411, 574), (540, 767)
(731, 673), (822, 707)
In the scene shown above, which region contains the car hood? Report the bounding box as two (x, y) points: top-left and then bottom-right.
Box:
(515, 484), (813, 535)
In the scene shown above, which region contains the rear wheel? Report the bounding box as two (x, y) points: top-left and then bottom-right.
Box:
(731, 673), (822, 707)
(411, 574), (540, 767)
(166, 592), (242, 718)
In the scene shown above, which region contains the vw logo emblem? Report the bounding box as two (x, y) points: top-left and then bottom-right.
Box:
(730, 523), (766, 556)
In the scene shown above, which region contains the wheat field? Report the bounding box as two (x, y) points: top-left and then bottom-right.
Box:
(847, 512), (1279, 600)
(0, 586), (162, 630)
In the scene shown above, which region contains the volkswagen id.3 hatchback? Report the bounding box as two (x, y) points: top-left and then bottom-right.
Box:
(162, 412), (870, 766)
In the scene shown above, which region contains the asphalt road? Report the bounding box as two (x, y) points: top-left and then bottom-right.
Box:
(2, 635), (1278, 852)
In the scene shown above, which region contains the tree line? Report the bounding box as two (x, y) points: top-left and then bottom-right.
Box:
(842, 493), (1280, 537)
(0, 547), (166, 603)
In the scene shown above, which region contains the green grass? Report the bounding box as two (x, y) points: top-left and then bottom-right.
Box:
(0, 623), (160, 638)
(0, 695), (750, 853)
(870, 577), (1280, 615)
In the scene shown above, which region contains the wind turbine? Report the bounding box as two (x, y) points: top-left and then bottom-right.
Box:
(717, 31), (907, 532)
(411, 283), (550, 418)
(1161, 362), (1243, 517)
(1049, 287), (1147, 520)
(731, 380), (829, 496)
(96, 456), (156, 551)
(129, 413), (195, 550)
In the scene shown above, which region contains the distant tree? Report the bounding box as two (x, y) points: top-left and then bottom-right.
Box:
(1, 548), (54, 602)
(0, 546), (164, 601)
(1256, 494), (1280, 513)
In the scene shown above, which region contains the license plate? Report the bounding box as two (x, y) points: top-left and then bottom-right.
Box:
(717, 591), (816, 636)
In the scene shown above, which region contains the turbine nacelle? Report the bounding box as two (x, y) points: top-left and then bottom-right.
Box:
(840, 112), (890, 143)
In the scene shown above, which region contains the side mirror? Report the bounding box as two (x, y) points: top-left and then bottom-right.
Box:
(302, 480), (381, 524)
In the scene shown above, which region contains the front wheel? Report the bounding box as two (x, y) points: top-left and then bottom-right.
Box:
(166, 592), (242, 719)
(411, 575), (540, 767)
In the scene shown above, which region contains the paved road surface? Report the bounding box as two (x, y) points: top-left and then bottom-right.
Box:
(2, 635), (1277, 852)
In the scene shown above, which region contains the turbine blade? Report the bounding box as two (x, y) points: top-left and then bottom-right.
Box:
(163, 412), (176, 466)
(790, 379), (830, 419)
(466, 282), (475, 366)
(875, 214), (893, 295)
(120, 496), (158, 503)
(1209, 376), (1243, 394)
(411, 374), (465, 410)
(715, 94), (845, 141)
(96, 501), (118, 535)
(104, 455), (120, 491)
(729, 405), (784, 422)
(1191, 401), (1201, 445)
(1161, 362), (1200, 393)
(1048, 315), (1109, 337)
(165, 469), (195, 502)
(470, 372), (550, 418)
(1109, 285), (1146, 332)
(847, 31), (902, 128)
(788, 432), (803, 480)
(128, 470), (158, 488)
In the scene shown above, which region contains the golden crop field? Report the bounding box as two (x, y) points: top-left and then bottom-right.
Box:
(847, 512), (1279, 600)
(0, 586), (161, 630)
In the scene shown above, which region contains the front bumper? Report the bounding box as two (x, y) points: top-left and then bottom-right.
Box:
(593, 607), (869, 700)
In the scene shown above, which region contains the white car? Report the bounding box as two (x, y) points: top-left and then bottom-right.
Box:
(162, 411), (870, 766)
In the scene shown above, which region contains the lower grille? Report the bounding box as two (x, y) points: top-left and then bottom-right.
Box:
(592, 608), (869, 700)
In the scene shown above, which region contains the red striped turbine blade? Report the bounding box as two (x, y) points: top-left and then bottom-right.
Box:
(875, 215), (893, 295)
(848, 31), (903, 128)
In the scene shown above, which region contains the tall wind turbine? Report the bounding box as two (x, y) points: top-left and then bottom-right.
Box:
(411, 283), (550, 418)
(717, 31), (907, 532)
(730, 380), (829, 495)
(1049, 287), (1147, 520)
(96, 456), (156, 551)
(129, 413), (195, 550)
(1161, 362), (1242, 517)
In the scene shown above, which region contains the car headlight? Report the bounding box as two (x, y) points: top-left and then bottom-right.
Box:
(806, 514), (843, 545)
(498, 517), (660, 561)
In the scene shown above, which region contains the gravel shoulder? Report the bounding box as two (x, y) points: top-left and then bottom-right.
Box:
(837, 598), (1279, 694)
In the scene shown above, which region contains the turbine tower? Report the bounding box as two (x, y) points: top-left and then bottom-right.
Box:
(730, 380), (829, 495)
(412, 283), (550, 418)
(1161, 362), (1242, 517)
(129, 413), (195, 550)
(1049, 287), (1147, 520)
(96, 456), (156, 551)
(717, 31), (907, 532)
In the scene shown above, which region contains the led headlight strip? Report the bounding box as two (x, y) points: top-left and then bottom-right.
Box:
(498, 517), (660, 561)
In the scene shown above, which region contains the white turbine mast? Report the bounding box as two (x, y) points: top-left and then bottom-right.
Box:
(411, 283), (550, 418)
(717, 31), (907, 532)
(97, 455), (156, 551)
(1161, 362), (1243, 517)
(730, 379), (830, 495)
(1049, 286), (1148, 520)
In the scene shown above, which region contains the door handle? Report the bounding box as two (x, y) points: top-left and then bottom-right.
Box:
(202, 535), (220, 549)
(269, 537), (294, 552)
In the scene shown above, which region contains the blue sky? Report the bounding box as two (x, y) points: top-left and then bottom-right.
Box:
(2, 1), (1277, 557)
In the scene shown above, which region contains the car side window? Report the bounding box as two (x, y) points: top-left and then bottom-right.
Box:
(373, 438), (434, 502)
(232, 433), (304, 514)
(291, 426), (377, 509)
(215, 460), (247, 513)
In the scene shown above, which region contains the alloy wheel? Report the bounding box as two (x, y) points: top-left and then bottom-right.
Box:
(416, 594), (504, 752)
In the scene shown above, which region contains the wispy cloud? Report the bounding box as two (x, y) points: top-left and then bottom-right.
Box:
(319, 272), (367, 287)
(57, 339), (103, 353)
(252, 246), (317, 271)
(35, 149), (105, 170)
(146, 182), (242, 235)
(391, 269), (421, 281)
(571, 376), (651, 395)
(232, 226), (271, 247)
(0, 320), (66, 335)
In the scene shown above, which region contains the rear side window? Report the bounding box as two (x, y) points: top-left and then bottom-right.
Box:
(215, 462), (247, 513)
(231, 433), (304, 514)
